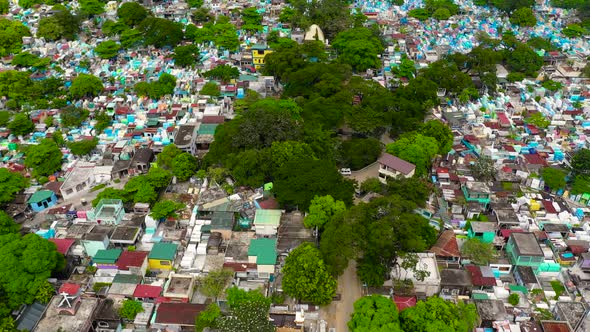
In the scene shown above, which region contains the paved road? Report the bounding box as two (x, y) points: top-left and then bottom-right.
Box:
(321, 260), (362, 332)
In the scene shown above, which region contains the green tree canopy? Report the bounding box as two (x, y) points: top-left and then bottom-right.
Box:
(510, 7), (537, 27)
(37, 9), (80, 41)
(60, 106), (90, 128)
(304, 195), (346, 229)
(0, 0), (8, 14)
(119, 299), (144, 320)
(505, 43), (543, 76)
(571, 149), (590, 175)
(117, 2), (149, 27)
(542, 167), (566, 191)
(79, 0), (105, 16)
(0, 211), (19, 235)
(94, 40), (121, 59)
(386, 132), (439, 176)
(138, 17), (184, 48)
(282, 242), (337, 305)
(0, 233), (62, 309)
(273, 157), (355, 210)
(173, 45), (199, 67)
(200, 81), (220, 96)
(203, 64), (240, 82)
(69, 74), (104, 98)
(526, 111), (550, 128)
(198, 268), (233, 300)
(400, 297), (478, 332)
(470, 155), (496, 181)
(157, 144), (182, 169)
(195, 303), (220, 332)
(0, 19), (31, 56)
(68, 138), (98, 156)
(92, 188), (131, 206)
(150, 200), (185, 220)
(8, 113), (34, 136)
(217, 288), (274, 332)
(0, 169), (27, 206)
(241, 7), (262, 32)
(337, 138), (382, 170)
(24, 139), (63, 177)
(420, 120), (454, 154)
(171, 152), (198, 181)
(332, 27), (384, 72)
(348, 295), (402, 332)
(11, 52), (51, 69)
(461, 238), (496, 265)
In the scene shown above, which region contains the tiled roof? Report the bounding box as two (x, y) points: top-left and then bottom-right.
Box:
(116, 251), (149, 270)
(466, 265), (496, 287)
(58, 283), (80, 295)
(429, 230), (460, 258)
(393, 295), (416, 311)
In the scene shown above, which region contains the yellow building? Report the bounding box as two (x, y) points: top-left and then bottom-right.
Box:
(148, 242), (177, 270)
(251, 44), (272, 70)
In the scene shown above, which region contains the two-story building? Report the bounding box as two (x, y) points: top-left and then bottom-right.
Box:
(148, 242), (178, 270)
(251, 44), (272, 70)
(377, 153), (416, 184)
(506, 233), (545, 270)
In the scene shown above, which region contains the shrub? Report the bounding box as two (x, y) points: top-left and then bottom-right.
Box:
(508, 293), (520, 306)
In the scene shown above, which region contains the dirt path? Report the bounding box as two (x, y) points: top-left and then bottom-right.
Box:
(321, 260), (362, 331)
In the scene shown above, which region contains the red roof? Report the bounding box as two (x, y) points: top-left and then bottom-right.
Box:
(523, 154), (547, 166)
(116, 251), (149, 270)
(542, 200), (558, 214)
(465, 265), (496, 287)
(155, 303), (206, 326)
(378, 153), (415, 175)
(497, 112), (510, 126)
(430, 230), (460, 258)
(393, 295), (416, 311)
(257, 198), (280, 209)
(133, 284), (162, 298)
(500, 229), (524, 239)
(49, 238), (75, 255)
(59, 283), (80, 295)
(202, 115), (225, 124)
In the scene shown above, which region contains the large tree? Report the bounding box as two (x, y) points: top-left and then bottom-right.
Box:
(173, 45), (199, 67)
(332, 27), (384, 72)
(149, 200), (185, 220)
(24, 139), (63, 177)
(37, 8), (80, 41)
(386, 133), (439, 176)
(68, 138), (98, 156)
(69, 74), (104, 98)
(0, 169), (28, 205)
(337, 138), (382, 170)
(117, 2), (149, 27)
(348, 295), (403, 332)
(172, 153), (198, 182)
(0, 19), (31, 56)
(138, 17), (184, 48)
(60, 106), (90, 128)
(303, 195), (346, 230)
(273, 157), (355, 210)
(571, 149), (590, 176)
(0, 211), (19, 235)
(198, 269), (233, 301)
(8, 113), (34, 136)
(509, 7), (537, 27)
(282, 242), (337, 305)
(94, 40), (120, 59)
(217, 289), (274, 332)
(157, 144), (183, 169)
(542, 167), (566, 191)
(400, 297), (478, 332)
(461, 238), (496, 265)
(0, 233), (63, 309)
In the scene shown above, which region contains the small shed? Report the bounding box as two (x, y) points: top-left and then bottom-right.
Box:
(148, 242), (178, 270)
(93, 249), (122, 266)
(28, 190), (58, 212)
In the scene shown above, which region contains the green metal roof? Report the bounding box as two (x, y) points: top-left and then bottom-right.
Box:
(28, 190), (54, 204)
(112, 273), (142, 284)
(254, 209), (281, 226)
(251, 44), (267, 50)
(509, 285), (528, 294)
(149, 242), (177, 260)
(93, 249), (122, 263)
(197, 124), (218, 136)
(248, 238), (277, 265)
(472, 293), (489, 300)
